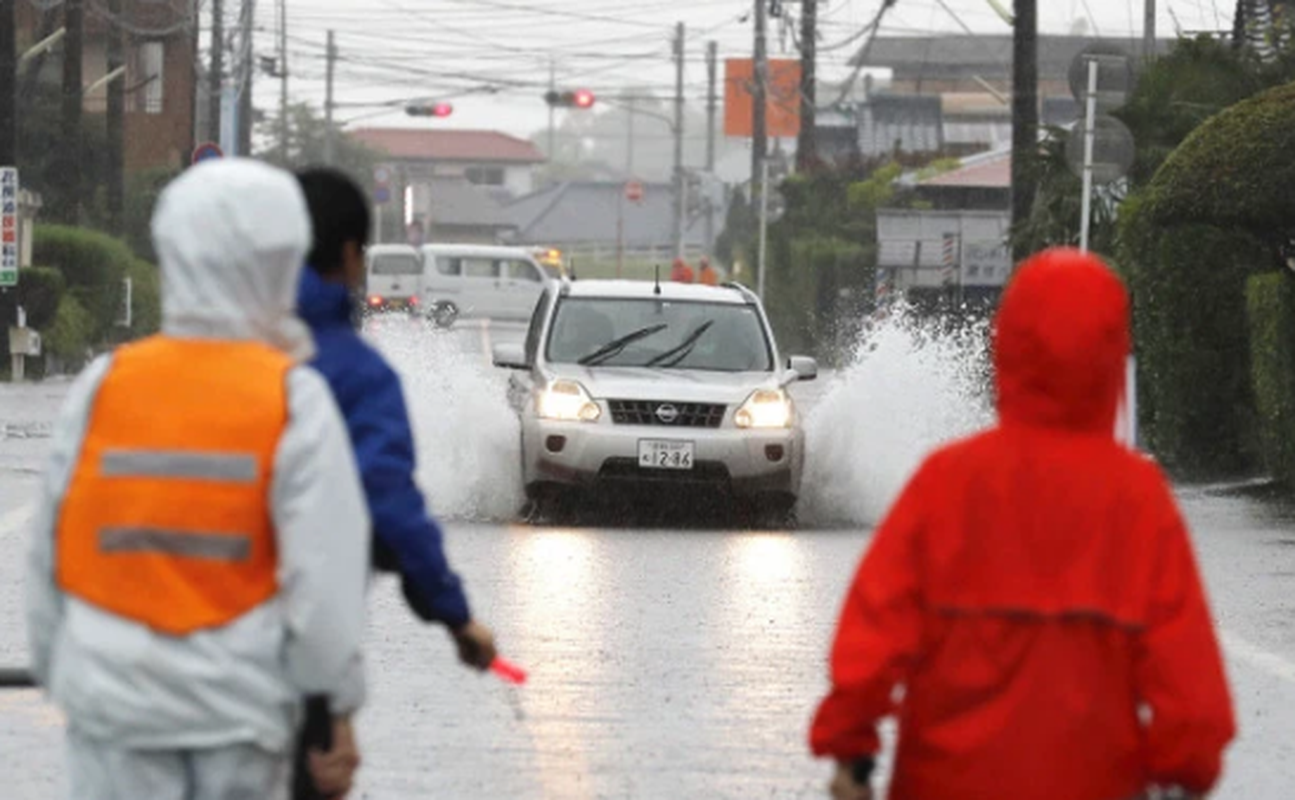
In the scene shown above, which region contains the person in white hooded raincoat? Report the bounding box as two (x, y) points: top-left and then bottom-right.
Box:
(25, 158), (371, 799)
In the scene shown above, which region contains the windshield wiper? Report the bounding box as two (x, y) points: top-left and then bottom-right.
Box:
(577, 323), (669, 366)
(644, 320), (715, 368)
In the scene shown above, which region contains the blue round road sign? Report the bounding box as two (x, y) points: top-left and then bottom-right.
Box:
(192, 142), (224, 164)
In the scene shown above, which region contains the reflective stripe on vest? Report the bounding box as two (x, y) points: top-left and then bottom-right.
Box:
(56, 336), (291, 636)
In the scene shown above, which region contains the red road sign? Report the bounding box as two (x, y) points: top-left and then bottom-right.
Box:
(625, 180), (644, 203)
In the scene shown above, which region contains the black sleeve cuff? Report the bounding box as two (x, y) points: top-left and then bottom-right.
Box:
(850, 756), (876, 785)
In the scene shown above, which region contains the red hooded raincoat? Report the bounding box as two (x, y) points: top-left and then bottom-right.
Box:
(809, 249), (1235, 800)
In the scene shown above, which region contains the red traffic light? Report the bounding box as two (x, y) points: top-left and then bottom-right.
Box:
(544, 89), (596, 109)
(406, 102), (453, 118)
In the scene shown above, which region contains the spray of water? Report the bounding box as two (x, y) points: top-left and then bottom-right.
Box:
(368, 318), (524, 522)
(800, 307), (995, 528)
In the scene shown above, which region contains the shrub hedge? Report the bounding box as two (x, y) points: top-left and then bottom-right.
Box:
(1246, 271), (1295, 484)
(34, 225), (134, 340)
(1119, 196), (1267, 476)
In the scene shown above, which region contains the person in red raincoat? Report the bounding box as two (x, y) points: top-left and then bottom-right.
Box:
(670, 257), (695, 283)
(809, 248), (1235, 800)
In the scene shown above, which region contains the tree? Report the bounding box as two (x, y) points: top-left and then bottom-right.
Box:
(257, 102), (381, 195)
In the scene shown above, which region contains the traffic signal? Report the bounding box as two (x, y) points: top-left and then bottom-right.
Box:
(406, 102), (453, 118)
(544, 89), (596, 109)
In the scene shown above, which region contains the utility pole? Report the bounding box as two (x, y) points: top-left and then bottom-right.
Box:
(1144, 0), (1157, 61)
(106, 0), (125, 234)
(278, 0), (289, 159)
(705, 40), (718, 254)
(672, 21), (686, 260)
(238, 0), (255, 156)
(1010, 0), (1038, 264)
(0, 0), (15, 166)
(752, 0), (769, 194)
(61, 0), (84, 224)
(547, 57), (556, 162)
(324, 30), (336, 166)
(209, 0), (223, 144)
(796, 0), (818, 171)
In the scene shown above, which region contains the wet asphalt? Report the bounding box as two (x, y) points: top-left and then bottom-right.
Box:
(0, 321), (1293, 799)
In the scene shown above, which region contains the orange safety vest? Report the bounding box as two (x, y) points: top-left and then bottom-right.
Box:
(56, 336), (291, 636)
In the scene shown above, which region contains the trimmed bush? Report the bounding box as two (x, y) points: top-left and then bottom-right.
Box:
(1246, 271), (1295, 484)
(44, 295), (95, 363)
(125, 259), (161, 337)
(1143, 80), (1295, 247)
(1120, 196), (1268, 475)
(34, 225), (135, 340)
(16, 267), (66, 330)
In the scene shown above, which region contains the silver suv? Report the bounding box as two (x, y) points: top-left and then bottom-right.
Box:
(492, 278), (817, 522)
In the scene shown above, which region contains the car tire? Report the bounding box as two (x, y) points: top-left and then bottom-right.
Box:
(431, 301), (459, 329)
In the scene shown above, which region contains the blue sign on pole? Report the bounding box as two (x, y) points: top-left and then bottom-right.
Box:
(374, 186), (391, 204)
(192, 142), (224, 165)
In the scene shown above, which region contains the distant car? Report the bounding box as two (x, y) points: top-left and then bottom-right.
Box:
(363, 244), (423, 315)
(420, 244), (552, 327)
(492, 278), (817, 524)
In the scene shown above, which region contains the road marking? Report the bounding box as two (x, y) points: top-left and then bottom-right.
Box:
(480, 319), (493, 366)
(1221, 631), (1295, 686)
(0, 503), (34, 538)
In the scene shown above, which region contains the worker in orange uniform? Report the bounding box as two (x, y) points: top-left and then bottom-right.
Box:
(670, 257), (695, 283)
(26, 159), (371, 800)
(698, 256), (720, 286)
(809, 248), (1235, 800)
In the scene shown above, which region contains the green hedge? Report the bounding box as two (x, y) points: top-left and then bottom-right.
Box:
(1246, 271), (1295, 484)
(34, 225), (135, 341)
(1144, 80), (1295, 244)
(44, 295), (95, 362)
(1119, 196), (1266, 476)
(125, 259), (161, 337)
(16, 267), (66, 330)
(763, 236), (872, 361)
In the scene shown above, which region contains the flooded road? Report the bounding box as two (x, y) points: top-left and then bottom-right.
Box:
(2, 318), (1294, 798)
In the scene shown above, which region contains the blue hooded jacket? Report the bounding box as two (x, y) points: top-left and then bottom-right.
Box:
(297, 267), (471, 628)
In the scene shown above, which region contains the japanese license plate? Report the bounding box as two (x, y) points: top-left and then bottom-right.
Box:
(638, 439), (695, 470)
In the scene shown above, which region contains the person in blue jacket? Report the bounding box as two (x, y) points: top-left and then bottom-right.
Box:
(295, 167), (497, 670)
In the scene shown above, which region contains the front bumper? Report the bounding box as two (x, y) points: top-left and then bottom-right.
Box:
(521, 416), (804, 498)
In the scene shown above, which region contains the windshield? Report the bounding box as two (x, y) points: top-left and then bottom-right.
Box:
(546, 298), (772, 372)
(369, 253), (421, 276)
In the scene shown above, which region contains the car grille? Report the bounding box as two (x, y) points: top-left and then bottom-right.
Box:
(608, 400), (726, 428)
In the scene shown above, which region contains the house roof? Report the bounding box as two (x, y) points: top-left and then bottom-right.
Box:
(503, 181), (709, 248)
(919, 149), (1012, 189)
(860, 35), (1176, 77)
(350, 128), (546, 164)
(422, 177), (513, 229)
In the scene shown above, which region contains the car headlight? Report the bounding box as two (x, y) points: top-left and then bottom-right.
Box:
(735, 388), (793, 429)
(536, 379), (601, 422)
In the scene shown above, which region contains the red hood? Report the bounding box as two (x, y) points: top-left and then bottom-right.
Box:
(992, 248), (1130, 434)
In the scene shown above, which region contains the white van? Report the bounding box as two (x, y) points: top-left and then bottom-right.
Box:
(364, 244), (423, 314)
(419, 244), (551, 326)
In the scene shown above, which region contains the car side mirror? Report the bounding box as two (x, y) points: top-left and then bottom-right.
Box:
(787, 355), (818, 382)
(493, 343), (529, 370)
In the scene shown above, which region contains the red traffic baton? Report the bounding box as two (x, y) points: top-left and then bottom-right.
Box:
(490, 657), (527, 685)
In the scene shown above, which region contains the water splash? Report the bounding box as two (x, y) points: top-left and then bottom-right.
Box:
(368, 317), (524, 521)
(800, 307), (995, 528)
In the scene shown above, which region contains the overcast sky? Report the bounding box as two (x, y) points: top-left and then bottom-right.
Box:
(243, 0), (1233, 139)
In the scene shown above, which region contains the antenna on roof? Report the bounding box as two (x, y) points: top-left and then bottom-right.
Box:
(569, 257), (577, 281)
(654, 264), (662, 296)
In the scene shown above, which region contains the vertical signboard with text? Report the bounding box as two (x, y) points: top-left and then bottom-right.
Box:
(723, 58), (802, 138)
(0, 169), (19, 288)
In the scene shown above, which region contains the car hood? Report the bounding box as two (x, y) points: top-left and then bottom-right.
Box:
(546, 364), (777, 404)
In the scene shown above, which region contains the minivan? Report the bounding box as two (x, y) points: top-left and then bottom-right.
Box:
(418, 244), (552, 326)
(363, 244), (423, 314)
